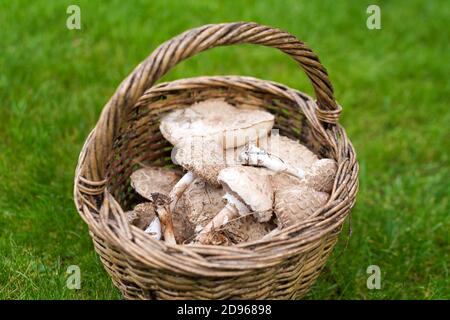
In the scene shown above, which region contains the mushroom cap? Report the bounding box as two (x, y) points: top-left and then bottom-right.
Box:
(180, 177), (275, 245)
(223, 215), (274, 244)
(254, 136), (336, 193)
(173, 138), (241, 187)
(160, 99), (275, 148)
(218, 166), (273, 222)
(175, 177), (225, 233)
(171, 207), (196, 244)
(198, 216), (273, 246)
(304, 158), (337, 193)
(259, 134), (319, 169)
(270, 158), (337, 193)
(274, 185), (329, 228)
(125, 202), (186, 243)
(126, 202), (156, 229)
(130, 167), (181, 201)
(271, 172), (302, 191)
(196, 232), (232, 246)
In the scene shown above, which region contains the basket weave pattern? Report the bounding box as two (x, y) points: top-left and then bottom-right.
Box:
(74, 22), (358, 299)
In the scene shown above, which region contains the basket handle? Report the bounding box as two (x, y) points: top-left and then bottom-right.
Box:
(84, 22), (340, 180)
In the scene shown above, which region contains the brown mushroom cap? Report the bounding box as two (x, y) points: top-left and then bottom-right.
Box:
(160, 99), (275, 148)
(198, 216), (273, 246)
(171, 209), (195, 244)
(223, 216), (274, 244)
(218, 166), (274, 222)
(126, 202), (156, 229)
(274, 185), (329, 228)
(175, 177), (225, 232)
(130, 167), (181, 201)
(196, 232), (232, 246)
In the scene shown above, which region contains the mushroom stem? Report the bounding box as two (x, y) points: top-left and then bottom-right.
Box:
(240, 144), (306, 179)
(169, 171), (196, 213)
(155, 203), (177, 244)
(141, 171), (195, 245)
(195, 193), (249, 243)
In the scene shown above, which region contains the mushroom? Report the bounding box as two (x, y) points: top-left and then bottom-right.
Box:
(170, 208), (195, 244)
(239, 141), (337, 192)
(271, 159), (336, 228)
(126, 203), (162, 240)
(239, 136), (337, 227)
(130, 167), (182, 244)
(130, 191), (194, 244)
(172, 137), (239, 187)
(219, 215), (274, 244)
(303, 158), (337, 193)
(258, 134), (319, 169)
(195, 166), (274, 243)
(175, 177), (273, 245)
(130, 167), (180, 198)
(160, 99), (275, 149)
(126, 202), (154, 229)
(239, 143), (307, 180)
(175, 177), (225, 233)
(274, 185), (329, 228)
(161, 100), (275, 209)
(168, 170), (197, 213)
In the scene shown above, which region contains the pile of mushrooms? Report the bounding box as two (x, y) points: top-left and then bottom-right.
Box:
(126, 99), (337, 245)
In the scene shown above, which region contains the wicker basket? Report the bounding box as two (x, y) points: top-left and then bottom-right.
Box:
(74, 22), (358, 300)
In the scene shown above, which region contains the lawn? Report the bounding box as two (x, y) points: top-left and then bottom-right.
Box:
(0, 0), (448, 299)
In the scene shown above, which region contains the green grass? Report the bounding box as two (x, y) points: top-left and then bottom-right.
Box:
(0, 0), (448, 299)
